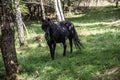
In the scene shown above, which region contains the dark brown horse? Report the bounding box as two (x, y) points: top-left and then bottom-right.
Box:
(41, 18), (84, 60)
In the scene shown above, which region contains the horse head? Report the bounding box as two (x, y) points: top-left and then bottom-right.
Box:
(41, 18), (51, 34)
(41, 18), (54, 41)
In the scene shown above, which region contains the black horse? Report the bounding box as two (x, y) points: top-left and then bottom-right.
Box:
(41, 18), (84, 60)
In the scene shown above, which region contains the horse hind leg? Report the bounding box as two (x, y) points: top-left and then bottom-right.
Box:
(52, 43), (56, 60)
(69, 38), (73, 53)
(63, 42), (67, 56)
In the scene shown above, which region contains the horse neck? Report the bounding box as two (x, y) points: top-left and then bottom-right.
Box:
(50, 22), (58, 31)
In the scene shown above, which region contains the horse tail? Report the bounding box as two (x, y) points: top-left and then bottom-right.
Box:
(60, 20), (84, 49)
(73, 30), (84, 49)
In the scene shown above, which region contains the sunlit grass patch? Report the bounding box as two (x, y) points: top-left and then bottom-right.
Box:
(79, 28), (119, 36)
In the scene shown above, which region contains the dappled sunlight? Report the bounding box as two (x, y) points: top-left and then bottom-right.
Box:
(1, 5), (120, 80)
(76, 64), (102, 77)
(67, 6), (120, 24)
(80, 28), (120, 36)
(66, 14), (85, 18)
(75, 20), (120, 27)
(95, 66), (120, 80)
(73, 19), (120, 36)
(42, 66), (55, 73)
(14, 18), (120, 80)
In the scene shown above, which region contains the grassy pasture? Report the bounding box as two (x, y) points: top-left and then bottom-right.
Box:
(0, 6), (120, 80)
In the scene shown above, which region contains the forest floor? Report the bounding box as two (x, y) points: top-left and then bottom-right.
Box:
(0, 6), (120, 80)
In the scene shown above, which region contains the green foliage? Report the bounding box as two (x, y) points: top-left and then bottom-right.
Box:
(20, 2), (29, 14)
(0, 6), (120, 80)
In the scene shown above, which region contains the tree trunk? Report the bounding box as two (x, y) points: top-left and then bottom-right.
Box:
(54, 0), (65, 21)
(1, 0), (19, 80)
(58, 0), (65, 20)
(61, 0), (65, 13)
(40, 0), (46, 19)
(15, 0), (25, 46)
(37, 5), (40, 19)
(115, 0), (119, 7)
(95, 0), (98, 6)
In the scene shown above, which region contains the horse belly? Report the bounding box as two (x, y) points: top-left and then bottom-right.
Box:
(52, 27), (69, 43)
(54, 35), (67, 43)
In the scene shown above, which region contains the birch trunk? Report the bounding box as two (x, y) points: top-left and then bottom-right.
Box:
(15, 0), (25, 46)
(58, 0), (65, 21)
(54, 0), (65, 21)
(40, 0), (46, 19)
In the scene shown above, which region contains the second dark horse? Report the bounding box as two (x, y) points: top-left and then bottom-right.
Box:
(41, 18), (84, 60)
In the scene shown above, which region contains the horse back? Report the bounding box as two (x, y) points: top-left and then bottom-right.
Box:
(51, 24), (69, 43)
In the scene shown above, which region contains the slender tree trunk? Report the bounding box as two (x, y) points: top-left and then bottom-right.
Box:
(40, 0), (46, 19)
(54, 0), (61, 21)
(61, 0), (65, 13)
(54, 0), (65, 21)
(15, 0), (25, 46)
(37, 5), (40, 19)
(67, 0), (72, 14)
(1, 0), (19, 80)
(115, 0), (119, 7)
(57, 0), (65, 21)
(95, 0), (98, 6)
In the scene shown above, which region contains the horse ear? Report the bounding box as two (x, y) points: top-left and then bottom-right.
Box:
(41, 18), (44, 22)
(47, 18), (51, 21)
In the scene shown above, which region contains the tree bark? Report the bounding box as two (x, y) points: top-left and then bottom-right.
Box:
(1, 0), (19, 80)
(15, 0), (25, 46)
(54, 0), (65, 21)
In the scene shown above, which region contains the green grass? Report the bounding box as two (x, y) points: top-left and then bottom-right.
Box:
(0, 6), (120, 80)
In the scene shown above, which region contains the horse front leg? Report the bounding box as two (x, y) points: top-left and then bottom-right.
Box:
(63, 41), (67, 56)
(49, 42), (56, 60)
(47, 42), (53, 60)
(48, 43), (53, 60)
(69, 38), (73, 53)
(52, 43), (56, 59)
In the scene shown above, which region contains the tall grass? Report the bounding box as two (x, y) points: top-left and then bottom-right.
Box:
(0, 6), (120, 80)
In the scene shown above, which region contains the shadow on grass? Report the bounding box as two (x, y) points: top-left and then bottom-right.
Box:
(67, 6), (120, 23)
(79, 31), (120, 80)
(24, 21), (43, 35)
